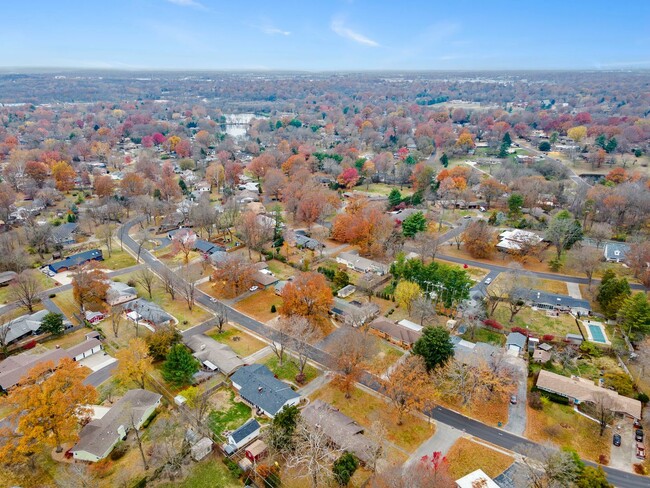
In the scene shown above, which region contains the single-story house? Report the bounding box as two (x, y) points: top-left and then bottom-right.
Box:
(524, 289), (592, 316)
(194, 239), (225, 256)
(71, 389), (162, 462)
(124, 299), (174, 329)
(194, 181), (211, 193)
(330, 298), (380, 324)
(51, 222), (78, 246)
(506, 332), (528, 354)
(496, 229), (543, 252)
(293, 233), (323, 251)
(226, 419), (261, 451)
(456, 469), (500, 488)
(603, 243), (630, 263)
(106, 281), (138, 306)
(0, 271), (17, 286)
(397, 319), (423, 333)
(337, 285), (356, 298)
(230, 364), (300, 418)
(1, 309), (49, 345)
(84, 310), (106, 324)
(252, 271), (279, 289)
(369, 317), (421, 349)
(336, 252), (389, 275)
(535, 369), (642, 419)
(209, 251), (229, 266)
(67, 337), (103, 362)
(452, 338), (501, 368)
(302, 400), (379, 465)
(274, 280), (290, 296)
(185, 334), (244, 376)
(390, 208), (421, 224)
(47, 249), (103, 274)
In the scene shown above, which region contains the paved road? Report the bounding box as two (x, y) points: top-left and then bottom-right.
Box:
(516, 140), (591, 189)
(118, 219), (648, 487)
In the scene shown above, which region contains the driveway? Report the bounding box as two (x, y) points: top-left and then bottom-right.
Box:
(406, 422), (463, 465)
(78, 351), (117, 372)
(609, 420), (637, 472)
(503, 356), (528, 436)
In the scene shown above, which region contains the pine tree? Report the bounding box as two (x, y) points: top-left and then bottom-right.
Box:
(162, 344), (199, 386)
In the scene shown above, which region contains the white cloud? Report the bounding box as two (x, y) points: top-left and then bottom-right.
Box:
(331, 19), (379, 47)
(261, 26), (291, 36)
(167, 0), (206, 10)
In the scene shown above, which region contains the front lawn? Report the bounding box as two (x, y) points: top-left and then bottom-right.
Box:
(208, 389), (252, 439)
(310, 383), (433, 454)
(50, 289), (82, 324)
(492, 303), (580, 338)
(446, 438), (513, 479)
(367, 341), (405, 375)
(99, 247), (137, 270)
(235, 288), (283, 323)
(158, 457), (240, 488)
(261, 354), (320, 386)
(207, 324), (267, 358)
(0, 272), (55, 304)
(526, 395), (611, 462)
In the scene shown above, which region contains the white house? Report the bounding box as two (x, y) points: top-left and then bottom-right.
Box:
(226, 419), (261, 451)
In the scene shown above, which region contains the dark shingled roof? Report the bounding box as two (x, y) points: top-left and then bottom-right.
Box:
(231, 365), (299, 417)
(229, 419), (261, 445)
(48, 249), (103, 272)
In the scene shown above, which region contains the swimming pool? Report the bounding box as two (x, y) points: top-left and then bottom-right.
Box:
(588, 324), (607, 343)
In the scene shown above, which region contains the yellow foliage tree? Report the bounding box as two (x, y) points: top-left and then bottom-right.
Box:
(394, 281), (422, 315)
(115, 338), (153, 389)
(455, 131), (475, 150)
(567, 125), (587, 143)
(51, 161), (76, 192)
(0, 357), (97, 460)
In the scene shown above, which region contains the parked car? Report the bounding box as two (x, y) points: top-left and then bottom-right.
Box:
(249, 286), (259, 292)
(209, 297), (217, 303)
(636, 442), (646, 459)
(613, 434), (621, 446)
(634, 419), (643, 429)
(636, 429), (644, 442)
(484, 277), (493, 285)
(510, 395), (517, 405)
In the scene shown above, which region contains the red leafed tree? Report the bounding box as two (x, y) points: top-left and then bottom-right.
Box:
(337, 167), (360, 189)
(175, 139), (192, 158)
(152, 133), (166, 145)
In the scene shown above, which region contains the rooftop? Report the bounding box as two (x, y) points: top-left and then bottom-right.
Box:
(231, 364), (299, 417)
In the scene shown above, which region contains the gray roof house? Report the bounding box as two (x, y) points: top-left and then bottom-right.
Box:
(0, 348), (69, 392)
(185, 334), (244, 376)
(603, 243), (630, 263)
(293, 234), (323, 251)
(51, 223), (78, 246)
(226, 419), (261, 451)
(106, 281), (138, 306)
(336, 251), (389, 275)
(524, 289), (592, 315)
(506, 332), (528, 354)
(1, 309), (49, 345)
(230, 364), (300, 418)
(71, 389), (162, 462)
(124, 299), (174, 328)
(0, 271), (17, 286)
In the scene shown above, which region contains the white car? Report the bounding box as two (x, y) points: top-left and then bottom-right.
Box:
(484, 277), (493, 285)
(209, 297), (217, 303)
(249, 286), (259, 292)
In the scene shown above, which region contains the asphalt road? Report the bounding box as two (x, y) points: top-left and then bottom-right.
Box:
(118, 219), (647, 487)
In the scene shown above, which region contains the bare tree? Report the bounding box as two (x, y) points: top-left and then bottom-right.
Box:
(130, 408), (149, 471)
(412, 297), (436, 326)
(9, 270), (42, 314)
(214, 301), (228, 334)
(556, 345), (579, 369)
(270, 316), (292, 366)
(178, 265), (199, 311)
(356, 274), (375, 303)
(135, 267), (156, 299)
(588, 222), (613, 249)
(96, 223), (116, 258)
(149, 416), (188, 480)
(161, 267), (176, 300)
(109, 305), (124, 338)
(590, 391), (616, 436)
(0, 315), (10, 358)
(286, 315), (321, 382)
(55, 464), (94, 488)
(331, 327), (378, 398)
(413, 231), (440, 262)
(567, 247), (603, 290)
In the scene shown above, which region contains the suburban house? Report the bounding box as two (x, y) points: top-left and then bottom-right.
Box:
(336, 251), (389, 275)
(194, 181), (211, 193)
(274, 280), (289, 296)
(293, 233), (323, 251)
(506, 332), (528, 355)
(452, 337), (501, 368)
(225, 419), (261, 453)
(47, 249), (104, 274)
(535, 370), (642, 419)
(185, 334), (244, 376)
(496, 229), (543, 252)
(603, 242), (630, 263)
(209, 251), (229, 266)
(167, 229), (225, 256)
(524, 290), (591, 315)
(368, 317), (421, 349)
(71, 389), (162, 462)
(337, 284), (356, 298)
(84, 310), (106, 325)
(0, 336), (103, 392)
(124, 299), (174, 329)
(1, 310), (49, 345)
(390, 208), (421, 224)
(230, 364), (300, 418)
(106, 281), (138, 306)
(330, 298), (380, 325)
(51, 222), (79, 246)
(302, 400), (379, 465)
(456, 469), (500, 488)
(252, 271), (279, 289)
(0, 271), (17, 286)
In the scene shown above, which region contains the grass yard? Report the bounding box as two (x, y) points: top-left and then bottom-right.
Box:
(207, 324), (267, 357)
(436, 395), (509, 427)
(39, 326), (91, 350)
(310, 383), (433, 454)
(207, 389), (252, 439)
(152, 245), (201, 266)
(461, 327), (506, 346)
(235, 288), (283, 323)
(489, 273), (568, 296)
(261, 354), (320, 385)
(265, 259), (296, 280)
(363, 183), (413, 196)
(50, 289), (82, 324)
(493, 303), (580, 338)
(446, 437), (514, 479)
(367, 341), (405, 375)
(157, 456), (240, 488)
(0, 272), (55, 305)
(526, 396), (611, 462)
(99, 247), (137, 270)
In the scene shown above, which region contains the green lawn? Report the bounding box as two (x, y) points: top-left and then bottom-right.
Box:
(493, 304), (580, 338)
(208, 389), (252, 439)
(461, 327), (506, 346)
(207, 324), (267, 357)
(99, 247), (137, 270)
(262, 354), (320, 385)
(0, 272), (56, 305)
(157, 457), (240, 488)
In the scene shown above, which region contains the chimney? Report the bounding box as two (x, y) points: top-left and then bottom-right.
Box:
(258, 387), (263, 392)
(200, 344), (206, 351)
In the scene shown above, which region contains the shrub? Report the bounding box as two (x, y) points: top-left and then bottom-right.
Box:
(223, 457), (244, 478)
(633, 464), (648, 475)
(598, 454), (609, 466)
(22, 340), (37, 350)
(528, 391), (543, 410)
(511, 326), (531, 337)
(110, 442), (128, 461)
(270, 304), (277, 313)
(483, 319), (504, 330)
(540, 390), (570, 405)
(542, 334), (555, 341)
(637, 392), (649, 404)
(141, 408), (158, 429)
(127, 279), (137, 287)
(49, 293), (56, 298)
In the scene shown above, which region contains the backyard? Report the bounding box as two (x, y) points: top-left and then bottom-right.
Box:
(461, 327), (506, 346)
(492, 303), (580, 338)
(99, 247), (137, 270)
(207, 324), (267, 358)
(207, 388), (253, 440)
(366, 341), (405, 375)
(445, 437), (514, 479)
(157, 456), (240, 488)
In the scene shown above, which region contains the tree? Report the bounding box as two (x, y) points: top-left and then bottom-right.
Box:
(517, 445), (584, 488)
(545, 210), (583, 260)
(568, 125), (587, 143)
(337, 167), (360, 189)
(0, 358), (97, 459)
(51, 161), (76, 192)
(146, 325), (182, 361)
(333, 452), (359, 486)
(588, 222), (612, 249)
(135, 267), (156, 300)
(211, 254), (255, 298)
(0, 182), (17, 224)
(412, 326), (454, 371)
(567, 247), (602, 290)
(394, 281), (421, 315)
(72, 263), (109, 313)
(411, 296), (436, 326)
(618, 292), (650, 339)
(331, 327), (377, 398)
(178, 265), (199, 311)
(372, 451), (454, 488)
(538, 141), (551, 152)
(264, 168), (288, 201)
(161, 344), (199, 387)
(413, 231), (441, 262)
(462, 220), (497, 259)
(626, 241), (650, 285)
(440, 153), (449, 167)
(40, 312), (65, 336)
(507, 193), (524, 218)
(160, 267), (177, 300)
(597, 270), (631, 319)
(170, 229), (197, 265)
(214, 301), (228, 334)
(387, 188), (402, 208)
(382, 355), (435, 425)
(280, 272), (334, 327)
(115, 338), (153, 389)
(93, 175), (115, 199)
(9, 270), (43, 314)
(479, 178), (507, 209)
(109, 305), (123, 338)
(237, 210), (274, 260)
(577, 466), (613, 488)
(286, 316), (321, 383)
(267, 404), (300, 453)
(183, 385), (212, 426)
(402, 211), (427, 237)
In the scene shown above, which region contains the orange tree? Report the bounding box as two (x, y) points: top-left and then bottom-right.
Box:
(279, 272), (333, 327)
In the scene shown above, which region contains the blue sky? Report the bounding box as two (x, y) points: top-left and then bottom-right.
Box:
(1, 0), (649, 70)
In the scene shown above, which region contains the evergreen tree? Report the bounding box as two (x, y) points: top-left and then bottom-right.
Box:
(502, 132), (512, 147)
(618, 292), (650, 339)
(387, 188), (402, 208)
(41, 312), (65, 336)
(267, 405), (300, 452)
(332, 452), (359, 486)
(402, 211), (427, 237)
(440, 153), (449, 168)
(162, 344), (199, 386)
(597, 270), (631, 319)
(413, 326), (454, 371)
(507, 193), (524, 218)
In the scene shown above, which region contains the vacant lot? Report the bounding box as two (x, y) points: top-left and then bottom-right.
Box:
(367, 341), (405, 375)
(207, 324), (267, 357)
(493, 303), (580, 338)
(235, 288), (283, 323)
(446, 437), (514, 479)
(310, 383), (433, 455)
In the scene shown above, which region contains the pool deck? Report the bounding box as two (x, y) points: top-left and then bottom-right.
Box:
(583, 320), (611, 345)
